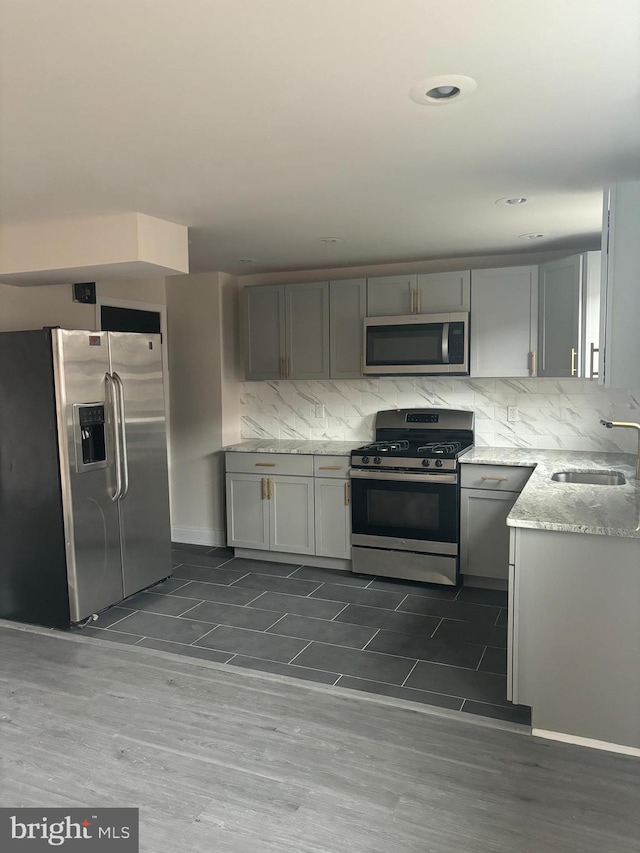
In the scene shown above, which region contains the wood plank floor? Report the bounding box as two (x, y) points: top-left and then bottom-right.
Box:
(1, 624), (639, 853)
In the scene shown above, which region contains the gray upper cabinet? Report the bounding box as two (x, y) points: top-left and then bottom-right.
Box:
(286, 282), (330, 380)
(416, 271), (471, 313)
(243, 285), (286, 380)
(366, 275), (416, 316)
(242, 282), (329, 380)
(600, 181), (640, 389)
(470, 266), (538, 378)
(329, 279), (366, 378)
(538, 255), (582, 377)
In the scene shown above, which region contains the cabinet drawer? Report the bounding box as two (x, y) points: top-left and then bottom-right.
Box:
(225, 452), (314, 476)
(461, 464), (533, 493)
(313, 456), (350, 478)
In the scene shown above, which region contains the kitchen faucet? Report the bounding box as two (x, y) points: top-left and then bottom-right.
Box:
(600, 420), (640, 479)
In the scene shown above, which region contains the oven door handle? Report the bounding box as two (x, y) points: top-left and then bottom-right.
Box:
(350, 469), (457, 485)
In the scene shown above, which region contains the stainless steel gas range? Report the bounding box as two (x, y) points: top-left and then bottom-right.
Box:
(350, 408), (474, 585)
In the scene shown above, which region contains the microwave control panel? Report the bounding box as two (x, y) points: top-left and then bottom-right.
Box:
(448, 322), (466, 364)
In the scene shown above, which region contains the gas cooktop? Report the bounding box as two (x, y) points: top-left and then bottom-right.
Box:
(351, 408), (474, 472)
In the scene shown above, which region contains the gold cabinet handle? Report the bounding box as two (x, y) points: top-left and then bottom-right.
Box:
(261, 477), (267, 500)
(481, 476), (508, 482)
(279, 357), (285, 378)
(267, 477), (272, 500)
(589, 342), (599, 379)
(319, 465), (344, 470)
(344, 481), (350, 506)
(571, 347), (577, 377)
(410, 289), (415, 313)
(529, 349), (537, 376)
(416, 289), (421, 314)
(286, 357), (291, 379)
(255, 462), (276, 467)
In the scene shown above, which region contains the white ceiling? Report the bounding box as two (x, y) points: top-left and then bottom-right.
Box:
(1, 0), (639, 276)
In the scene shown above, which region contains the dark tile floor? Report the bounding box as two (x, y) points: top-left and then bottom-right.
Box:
(79, 543), (531, 726)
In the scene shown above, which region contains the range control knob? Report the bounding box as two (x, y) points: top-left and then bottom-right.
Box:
(361, 456), (370, 464)
(422, 459), (431, 468)
(435, 459), (443, 468)
(373, 456), (382, 465)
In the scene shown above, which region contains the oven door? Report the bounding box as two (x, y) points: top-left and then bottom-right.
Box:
(350, 469), (458, 555)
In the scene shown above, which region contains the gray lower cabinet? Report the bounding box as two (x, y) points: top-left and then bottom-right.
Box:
(225, 472), (270, 550)
(510, 526), (640, 750)
(460, 464), (533, 581)
(460, 488), (517, 580)
(329, 279), (366, 378)
(225, 472), (315, 555)
(269, 474), (315, 554)
(314, 477), (351, 559)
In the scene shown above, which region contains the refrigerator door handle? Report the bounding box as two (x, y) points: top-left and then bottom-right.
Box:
(105, 372), (123, 501)
(113, 372), (130, 499)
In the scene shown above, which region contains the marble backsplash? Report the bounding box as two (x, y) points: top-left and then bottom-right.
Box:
(240, 377), (640, 453)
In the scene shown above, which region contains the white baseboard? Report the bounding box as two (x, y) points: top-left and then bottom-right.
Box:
(532, 728), (640, 758)
(171, 527), (226, 548)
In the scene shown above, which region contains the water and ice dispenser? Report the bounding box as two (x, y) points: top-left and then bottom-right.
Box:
(76, 404), (106, 468)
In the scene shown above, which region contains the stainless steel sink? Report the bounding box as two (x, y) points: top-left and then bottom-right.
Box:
(551, 470), (626, 485)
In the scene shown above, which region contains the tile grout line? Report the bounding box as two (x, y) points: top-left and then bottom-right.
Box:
(304, 582), (326, 598)
(429, 617), (444, 639)
(287, 641), (313, 666)
(330, 603), (350, 622)
(475, 647), (488, 672)
(243, 591), (268, 607)
(400, 659), (420, 688)
(360, 628), (381, 651)
(263, 613), (289, 632)
(393, 593), (410, 612)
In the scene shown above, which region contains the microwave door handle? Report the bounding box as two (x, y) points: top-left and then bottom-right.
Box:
(441, 322), (450, 364)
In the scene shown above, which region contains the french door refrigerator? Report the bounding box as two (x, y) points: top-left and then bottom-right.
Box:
(0, 328), (172, 628)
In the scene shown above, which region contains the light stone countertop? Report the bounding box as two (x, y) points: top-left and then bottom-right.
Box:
(223, 439), (363, 456)
(224, 440), (640, 539)
(462, 447), (640, 538)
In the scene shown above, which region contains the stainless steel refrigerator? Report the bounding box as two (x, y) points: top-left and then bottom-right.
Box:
(0, 328), (172, 628)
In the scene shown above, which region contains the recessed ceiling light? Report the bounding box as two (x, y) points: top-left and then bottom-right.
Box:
(238, 258), (256, 263)
(319, 237), (342, 244)
(496, 197), (528, 205)
(410, 75), (477, 106)
(519, 233), (545, 240)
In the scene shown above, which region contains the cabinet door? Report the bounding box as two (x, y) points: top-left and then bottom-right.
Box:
(225, 473), (269, 550)
(285, 282), (330, 379)
(269, 475), (315, 555)
(314, 478), (351, 559)
(460, 488), (518, 580)
(366, 275), (416, 316)
(243, 285), (285, 380)
(600, 182), (640, 388)
(329, 279), (366, 378)
(470, 266), (537, 378)
(538, 255), (582, 377)
(416, 271), (470, 313)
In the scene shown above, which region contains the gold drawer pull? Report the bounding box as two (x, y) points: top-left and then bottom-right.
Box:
(267, 477), (272, 500)
(261, 477), (267, 500)
(481, 476), (508, 482)
(319, 465), (344, 470)
(344, 482), (350, 506)
(255, 462), (276, 467)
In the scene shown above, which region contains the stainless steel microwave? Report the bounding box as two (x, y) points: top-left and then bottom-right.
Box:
(363, 312), (469, 375)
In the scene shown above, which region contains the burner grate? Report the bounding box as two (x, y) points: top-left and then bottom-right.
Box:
(417, 440), (464, 455)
